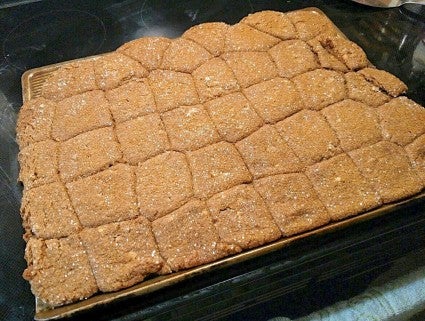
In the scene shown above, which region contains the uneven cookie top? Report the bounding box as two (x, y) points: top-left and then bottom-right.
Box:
(23, 235), (98, 307)
(66, 164), (138, 227)
(80, 217), (164, 292)
(236, 125), (302, 179)
(244, 77), (304, 123)
(136, 151), (193, 221)
(253, 173), (330, 236)
(152, 199), (240, 271)
(21, 182), (81, 239)
(58, 126), (121, 182)
(162, 104), (220, 151)
(269, 39), (319, 78)
(115, 114), (170, 165)
(276, 110), (342, 165)
(378, 97), (425, 146)
(52, 90), (113, 141)
(349, 141), (422, 203)
(306, 153), (381, 220)
(207, 184), (281, 249)
(16, 97), (56, 148)
(18, 139), (59, 190)
(322, 99), (382, 152)
(187, 141), (252, 199)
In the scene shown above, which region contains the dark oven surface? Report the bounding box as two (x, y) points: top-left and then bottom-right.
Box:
(0, 1), (424, 320)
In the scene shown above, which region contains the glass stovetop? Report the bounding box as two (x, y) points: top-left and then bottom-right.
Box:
(0, 1), (424, 320)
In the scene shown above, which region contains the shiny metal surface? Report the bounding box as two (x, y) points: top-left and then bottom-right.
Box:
(351, 0), (425, 8)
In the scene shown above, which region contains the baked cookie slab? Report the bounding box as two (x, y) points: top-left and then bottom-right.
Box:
(17, 8), (425, 311)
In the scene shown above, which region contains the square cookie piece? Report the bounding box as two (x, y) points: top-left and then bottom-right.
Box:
(276, 110), (342, 165)
(307, 38), (348, 72)
(345, 72), (390, 107)
(67, 164), (138, 227)
(406, 134), (425, 185)
(316, 35), (368, 71)
(378, 97), (425, 146)
(193, 58), (240, 102)
(205, 93), (263, 142)
(254, 173), (330, 236)
(18, 140), (59, 190)
(349, 141), (423, 203)
(162, 104), (220, 151)
(80, 217), (164, 292)
(41, 60), (97, 101)
(182, 22), (229, 56)
(52, 90), (113, 141)
(93, 52), (148, 90)
(152, 199), (240, 271)
(322, 99), (382, 152)
(225, 23), (279, 52)
(21, 182), (81, 239)
(241, 11), (297, 40)
(359, 67), (407, 97)
(306, 154), (381, 220)
(293, 69), (346, 110)
(187, 142), (252, 199)
(207, 184), (281, 249)
(23, 236), (98, 307)
(269, 40), (319, 78)
(148, 70), (199, 112)
(287, 10), (337, 40)
(116, 114), (170, 165)
(244, 77), (304, 123)
(222, 51), (278, 88)
(117, 37), (171, 71)
(59, 127), (121, 182)
(17, 97), (56, 148)
(105, 79), (156, 123)
(136, 152), (193, 221)
(161, 38), (212, 73)
(235, 125), (302, 179)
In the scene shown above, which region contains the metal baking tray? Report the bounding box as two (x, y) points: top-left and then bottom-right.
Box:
(20, 7), (425, 321)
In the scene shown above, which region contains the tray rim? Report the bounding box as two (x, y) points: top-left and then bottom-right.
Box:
(18, 6), (421, 321)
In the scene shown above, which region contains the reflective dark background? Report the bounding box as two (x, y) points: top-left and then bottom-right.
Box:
(0, 1), (424, 320)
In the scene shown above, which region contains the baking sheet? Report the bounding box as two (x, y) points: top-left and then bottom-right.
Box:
(19, 7), (424, 320)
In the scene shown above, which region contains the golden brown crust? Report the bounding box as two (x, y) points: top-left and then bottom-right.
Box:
(152, 199), (241, 271)
(187, 141), (252, 199)
(182, 22), (229, 57)
(136, 151), (193, 221)
(241, 11), (297, 40)
(80, 217), (164, 292)
(306, 154), (381, 220)
(23, 236), (98, 307)
(275, 110), (342, 165)
(41, 60), (97, 101)
(349, 141), (422, 203)
(16, 98), (56, 148)
(253, 173), (330, 236)
(378, 97), (425, 146)
(207, 184), (281, 249)
(269, 39), (319, 78)
(117, 37), (171, 71)
(359, 67), (407, 97)
(322, 99), (382, 152)
(66, 164), (138, 227)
